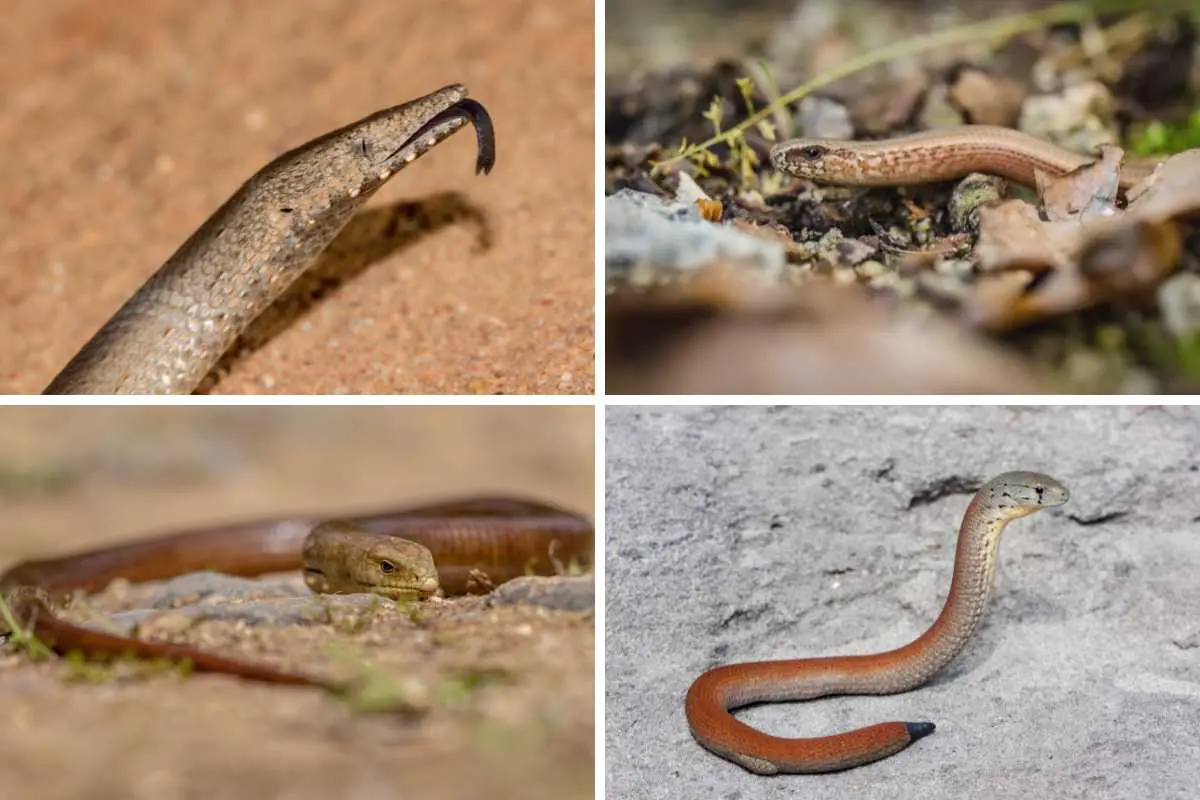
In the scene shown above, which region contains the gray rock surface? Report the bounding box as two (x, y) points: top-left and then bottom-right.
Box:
(605, 189), (786, 286)
(491, 575), (595, 611)
(105, 575), (386, 633)
(96, 572), (590, 633)
(606, 406), (1200, 800)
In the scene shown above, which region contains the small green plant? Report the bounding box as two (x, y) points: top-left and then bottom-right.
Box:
(1170, 334), (1200, 377)
(0, 598), (196, 683)
(524, 551), (594, 579)
(1130, 108), (1200, 156)
(1127, 320), (1200, 384)
(0, 596), (55, 660)
(652, 77), (778, 183)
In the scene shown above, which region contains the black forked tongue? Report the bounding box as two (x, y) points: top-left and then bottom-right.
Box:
(389, 98), (496, 175)
(453, 98), (496, 175)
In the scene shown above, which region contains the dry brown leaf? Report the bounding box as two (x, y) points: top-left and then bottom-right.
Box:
(948, 68), (1024, 127)
(1125, 150), (1200, 221)
(961, 139), (1195, 332)
(966, 266), (1097, 331)
(1038, 144), (1123, 221)
(974, 199), (1081, 270)
(695, 198), (723, 222)
(1078, 217), (1182, 294)
(848, 74), (928, 136)
(965, 216), (1181, 330)
(728, 217), (797, 249)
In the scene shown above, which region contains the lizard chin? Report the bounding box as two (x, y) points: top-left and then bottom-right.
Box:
(373, 581), (440, 601)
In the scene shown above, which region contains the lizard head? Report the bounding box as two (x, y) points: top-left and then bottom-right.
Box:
(302, 522), (440, 600)
(243, 84), (494, 225)
(977, 471), (1070, 520)
(347, 83), (495, 181)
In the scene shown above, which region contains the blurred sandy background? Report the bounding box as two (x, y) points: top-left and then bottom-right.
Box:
(607, 0), (1026, 72)
(0, 406), (593, 558)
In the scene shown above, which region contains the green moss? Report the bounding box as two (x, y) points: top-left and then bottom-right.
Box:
(59, 648), (195, 683)
(435, 667), (511, 710)
(1129, 108), (1200, 156)
(1128, 321), (1200, 384)
(0, 597), (198, 683)
(324, 642), (427, 715)
(0, 463), (76, 499)
(1173, 334), (1200, 376)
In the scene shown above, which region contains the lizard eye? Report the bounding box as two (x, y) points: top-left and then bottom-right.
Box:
(356, 138), (371, 159)
(379, 560), (396, 574)
(800, 145), (825, 160)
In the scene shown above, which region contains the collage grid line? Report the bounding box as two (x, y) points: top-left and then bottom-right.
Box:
(2, 1), (1199, 799)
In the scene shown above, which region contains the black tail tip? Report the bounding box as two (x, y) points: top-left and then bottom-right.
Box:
(906, 722), (936, 741)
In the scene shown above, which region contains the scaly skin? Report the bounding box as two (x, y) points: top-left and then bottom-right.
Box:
(44, 85), (495, 395)
(770, 125), (1159, 190)
(685, 471), (1069, 774)
(302, 522), (440, 600)
(0, 496), (592, 687)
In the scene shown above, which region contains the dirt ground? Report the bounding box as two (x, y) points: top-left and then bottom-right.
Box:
(0, 407), (595, 800)
(0, 0), (594, 395)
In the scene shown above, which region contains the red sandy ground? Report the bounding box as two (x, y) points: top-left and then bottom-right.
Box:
(0, 0), (594, 394)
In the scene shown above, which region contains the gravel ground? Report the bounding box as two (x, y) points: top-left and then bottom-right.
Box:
(0, 406), (594, 800)
(605, 405), (1200, 800)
